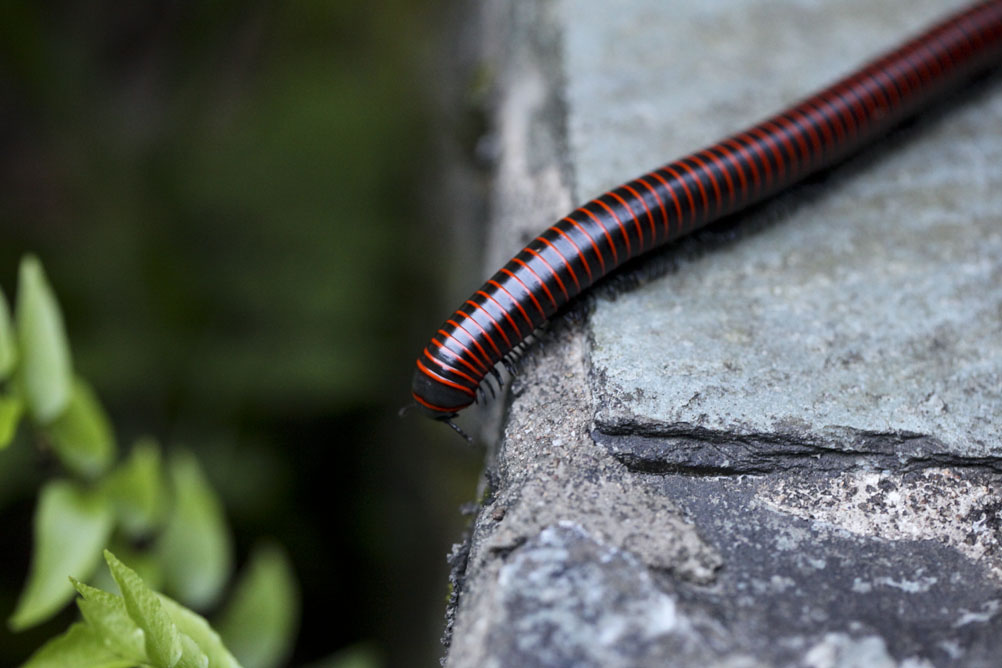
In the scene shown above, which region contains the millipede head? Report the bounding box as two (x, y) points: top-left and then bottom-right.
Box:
(411, 365), (475, 419)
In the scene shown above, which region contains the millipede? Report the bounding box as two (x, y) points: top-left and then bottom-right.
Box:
(410, 0), (1002, 438)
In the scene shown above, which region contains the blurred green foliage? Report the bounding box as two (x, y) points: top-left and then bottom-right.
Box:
(0, 1), (484, 666)
(1, 257), (299, 668)
(217, 544), (299, 668)
(23, 550), (243, 668)
(11, 479), (114, 631)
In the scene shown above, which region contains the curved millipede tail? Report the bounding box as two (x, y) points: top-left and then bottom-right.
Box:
(410, 0), (1002, 433)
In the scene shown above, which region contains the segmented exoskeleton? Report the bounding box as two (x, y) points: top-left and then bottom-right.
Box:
(411, 0), (1002, 434)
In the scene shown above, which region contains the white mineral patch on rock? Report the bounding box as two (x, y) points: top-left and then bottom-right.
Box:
(758, 469), (1002, 580)
(803, 633), (933, 668)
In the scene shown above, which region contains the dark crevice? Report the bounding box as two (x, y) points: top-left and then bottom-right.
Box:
(488, 535), (528, 559)
(592, 426), (1002, 476)
(618, 459), (777, 476)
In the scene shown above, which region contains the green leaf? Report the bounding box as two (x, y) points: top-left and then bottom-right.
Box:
(157, 451), (232, 609)
(15, 255), (73, 423)
(45, 378), (116, 478)
(0, 287), (16, 380)
(20, 622), (135, 668)
(71, 578), (148, 663)
(177, 633), (209, 668)
(9, 480), (114, 630)
(105, 549), (183, 668)
(92, 539), (165, 594)
(160, 595), (240, 668)
(217, 543), (299, 668)
(69, 571), (242, 668)
(103, 437), (166, 537)
(0, 394), (24, 449)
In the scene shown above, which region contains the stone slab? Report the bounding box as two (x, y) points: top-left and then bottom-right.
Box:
(581, 0), (1002, 458)
(444, 1), (1002, 666)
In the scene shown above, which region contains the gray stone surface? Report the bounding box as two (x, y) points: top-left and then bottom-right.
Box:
(444, 1), (1002, 666)
(590, 88), (1002, 458)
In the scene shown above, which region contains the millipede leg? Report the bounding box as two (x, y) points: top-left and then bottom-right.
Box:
(502, 357), (517, 375)
(444, 419), (473, 443)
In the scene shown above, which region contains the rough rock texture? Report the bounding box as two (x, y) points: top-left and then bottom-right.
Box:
(444, 1), (1002, 666)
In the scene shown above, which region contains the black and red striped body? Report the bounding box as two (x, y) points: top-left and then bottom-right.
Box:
(412, 0), (1002, 419)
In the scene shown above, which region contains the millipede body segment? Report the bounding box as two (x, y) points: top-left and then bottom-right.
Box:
(412, 0), (1002, 422)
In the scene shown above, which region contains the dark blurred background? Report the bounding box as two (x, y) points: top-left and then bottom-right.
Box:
(0, 1), (486, 666)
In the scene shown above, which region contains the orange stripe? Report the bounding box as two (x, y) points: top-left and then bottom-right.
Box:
(832, 78), (874, 127)
(906, 37), (941, 83)
(456, 309), (503, 358)
(551, 225), (593, 283)
(634, 177), (668, 240)
(855, 68), (893, 113)
(477, 289), (525, 340)
(447, 318), (494, 370)
(721, 138), (762, 197)
(416, 358), (475, 397)
(412, 391), (467, 414)
(620, 185), (654, 244)
(610, 189), (649, 252)
(499, 267), (547, 319)
(946, 11), (983, 61)
(577, 206), (620, 265)
(920, 28), (955, 71)
(593, 198), (634, 257)
(466, 299), (513, 350)
(786, 108), (824, 164)
(646, 169), (684, 237)
(488, 279), (535, 332)
(562, 217), (605, 275)
(820, 90), (857, 140)
(696, 149), (736, 213)
(423, 349), (479, 387)
(760, 120), (804, 178)
(874, 54), (910, 100)
(897, 43), (931, 85)
(659, 165), (697, 229)
(746, 127), (786, 184)
(840, 74), (875, 124)
(707, 145), (747, 205)
(912, 40), (942, 79)
(526, 246), (571, 300)
(797, 100), (836, 148)
(892, 52), (919, 94)
(437, 328), (487, 373)
(925, 18), (962, 70)
(511, 257), (558, 309)
(861, 66), (901, 111)
(806, 98), (846, 145)
(535, 236), (580, 293)
(818, 95), (848, 141)
(432, 337), (483, 378)
(675, 159), (711, 221)
(730, 135), (772, 192)
(833, 83), (867, 132)
(685, 155), (722, 218)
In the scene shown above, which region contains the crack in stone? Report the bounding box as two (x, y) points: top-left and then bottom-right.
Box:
(592, 425), (1002, 475)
